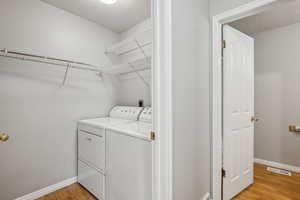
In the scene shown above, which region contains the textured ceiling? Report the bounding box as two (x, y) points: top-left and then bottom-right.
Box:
(41, 0), (151, 33)
(230, 0), (300, 35)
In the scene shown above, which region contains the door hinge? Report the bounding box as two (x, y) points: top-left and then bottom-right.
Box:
(222, 40), (226, 49)
(150, 131), (156, 141)
(222, 168), (226, 178)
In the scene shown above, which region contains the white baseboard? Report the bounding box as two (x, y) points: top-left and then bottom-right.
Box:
(15, 177), (77, 200)
(255, 158), (300, 174)
(202, 192), (210, 200)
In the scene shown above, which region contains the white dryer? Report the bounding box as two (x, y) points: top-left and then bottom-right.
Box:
(105, 107), (153, 200)
(77, 106), (144, 200)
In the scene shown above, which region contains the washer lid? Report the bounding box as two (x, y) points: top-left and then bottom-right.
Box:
(109, 106), (144, 120)
(79, 117), (134, 128)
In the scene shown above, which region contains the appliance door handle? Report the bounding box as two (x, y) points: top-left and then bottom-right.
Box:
(0, 133), (9, 142)
(251, 116), (260, 122)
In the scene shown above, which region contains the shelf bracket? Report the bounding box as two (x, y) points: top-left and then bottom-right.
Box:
(128, 62), (150, 88)
(134, 39), (148, 58)
(4, 49), (8, 56)
(62, 63), (71, 85)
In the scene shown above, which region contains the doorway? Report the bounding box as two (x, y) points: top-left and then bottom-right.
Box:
(212, 0), (300, 199)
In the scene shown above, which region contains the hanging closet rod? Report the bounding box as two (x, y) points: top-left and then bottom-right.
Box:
(0, 48), (103, 73)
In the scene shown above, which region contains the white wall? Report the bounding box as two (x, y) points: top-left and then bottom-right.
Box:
(117, 18), (152, 106)
(172, 0), (210, 199)
(0, 1), (119, 199)
(253, 22), (300, 167)
(116, 73), (151, 106)
(210, 0), (254, 16)
(121, 18), (152, 40)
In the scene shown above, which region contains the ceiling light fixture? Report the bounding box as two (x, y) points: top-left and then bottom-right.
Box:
(101, 0), (117, 4)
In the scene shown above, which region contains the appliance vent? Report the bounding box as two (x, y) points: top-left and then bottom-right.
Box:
(267, 167), (292, 176)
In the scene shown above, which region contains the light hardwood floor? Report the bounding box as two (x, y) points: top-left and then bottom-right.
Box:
(36, 163), (300, 200)
(234, 163), (300, 200)
(36, 183), (96, 200)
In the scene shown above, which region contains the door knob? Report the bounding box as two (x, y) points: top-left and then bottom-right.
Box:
(251, 116), (260, 122)
(0, 133), (9, 142)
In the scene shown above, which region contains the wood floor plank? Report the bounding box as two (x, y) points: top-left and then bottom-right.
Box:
(36, 184), (96, 200)
(233, 163), (300, 200)
(36, 192), (57, 200)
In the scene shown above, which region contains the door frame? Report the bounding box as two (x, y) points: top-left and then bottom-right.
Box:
(211, 0), (285, 199)
(152, 0), (173, 200)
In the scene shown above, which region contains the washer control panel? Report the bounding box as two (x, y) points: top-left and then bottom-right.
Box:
(139, 107), (152, 123)
(109, 106), (144, 120)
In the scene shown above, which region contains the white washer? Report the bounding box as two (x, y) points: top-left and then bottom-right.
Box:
(105, 107), (153, 200)
(78, 106), (144, 130)
(77, 106), (144, 200)
(106, 107), (152, 140)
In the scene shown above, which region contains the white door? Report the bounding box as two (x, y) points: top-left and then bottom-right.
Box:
(223, 25), (254, 200)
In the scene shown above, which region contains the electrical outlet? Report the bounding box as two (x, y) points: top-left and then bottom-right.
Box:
(138, 99), (144, 107)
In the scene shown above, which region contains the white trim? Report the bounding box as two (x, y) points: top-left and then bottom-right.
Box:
(14, 177), (77, 200)
(255, 158), (300, 174)
(152, 0), (173, 200)
(211, 0), (286, 199)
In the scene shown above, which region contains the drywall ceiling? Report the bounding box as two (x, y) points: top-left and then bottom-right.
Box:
(230, 0), (300, 35)
(41, 0), (151, 33)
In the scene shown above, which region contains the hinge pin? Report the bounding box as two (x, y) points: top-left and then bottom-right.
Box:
(222, 168), (226, 178)
(222, 40), (226, 49)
